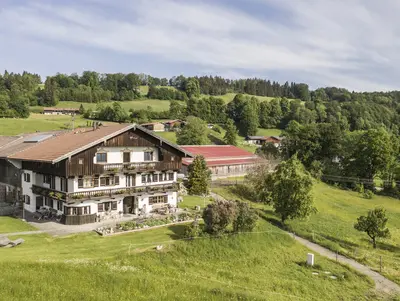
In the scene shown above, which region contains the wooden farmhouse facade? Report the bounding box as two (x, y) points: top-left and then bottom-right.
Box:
(3, 124), (191, 225)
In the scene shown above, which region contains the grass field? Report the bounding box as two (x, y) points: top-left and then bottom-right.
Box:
(0, 217), (37, 234)
(179, 195), (211, 210)
(156, 131), (178, 144)
(0, 217), (379, 300)
(31, 99), (172, 113)
(156, 127), (280, 153)
(0, 114), (92, 135)
(256, 128), (282, 137)
(213, 182), (400, 286)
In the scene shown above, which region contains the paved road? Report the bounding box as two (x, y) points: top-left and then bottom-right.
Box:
(292, 233), (400, 295)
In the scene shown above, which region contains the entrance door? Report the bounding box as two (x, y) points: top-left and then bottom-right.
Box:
(123, 196), (138, 214)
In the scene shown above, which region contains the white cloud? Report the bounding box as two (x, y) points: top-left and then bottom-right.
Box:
(0, 0), (399, 91)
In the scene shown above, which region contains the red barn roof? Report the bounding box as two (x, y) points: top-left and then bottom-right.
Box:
(180, 145), (259, 166)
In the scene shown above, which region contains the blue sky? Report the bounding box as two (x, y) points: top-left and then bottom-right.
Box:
(0, 0), (399, 91)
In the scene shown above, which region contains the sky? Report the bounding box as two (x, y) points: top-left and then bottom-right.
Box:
(0, 0), (399, 91)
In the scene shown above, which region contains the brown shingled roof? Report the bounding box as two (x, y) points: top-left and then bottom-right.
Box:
(9, 124), (133, 163)
(0, 131), (65, 159)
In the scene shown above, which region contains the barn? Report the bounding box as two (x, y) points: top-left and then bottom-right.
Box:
(180, 145), (260, 179)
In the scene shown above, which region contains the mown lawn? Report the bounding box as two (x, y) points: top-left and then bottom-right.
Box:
(0, 114), (91, 135)
(0, 218), (378, 300)
(179, 195), (211, 210)
(0, 217), (37, 234)
(214, 182), (400, 286)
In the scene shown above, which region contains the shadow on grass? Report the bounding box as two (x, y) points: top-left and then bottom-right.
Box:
(257, 208), (290, 231)
(167, 224), (187, 240)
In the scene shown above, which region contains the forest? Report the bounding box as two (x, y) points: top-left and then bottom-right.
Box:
(2, 70), (400, 138)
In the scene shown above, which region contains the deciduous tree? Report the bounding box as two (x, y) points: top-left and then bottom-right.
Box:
(354, 207), (390, 248)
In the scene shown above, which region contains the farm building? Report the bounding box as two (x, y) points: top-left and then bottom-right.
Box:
(245, 136), (283, 147)
(140, 122), (165, 132)
(180, 145), (260, 179)
(163, 120), (183, 131)
(43, 107), (80, 115)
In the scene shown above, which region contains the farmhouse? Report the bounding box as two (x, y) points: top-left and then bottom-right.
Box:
(245, 135), (283, 147)
(140, 122), (165, 132)
(43, 107), (80, 115)
(2, 124), (191, 225)
(180, 145), (260, 179)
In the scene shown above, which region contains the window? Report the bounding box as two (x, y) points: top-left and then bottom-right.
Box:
(96, 153), (107, 163)
(114, 176), (119, 186)
(168, 173), (174, 181)
(153, 174), (158, 182)
(111, 202), (117, 210)
(60, 178), (66, 192)
(142, 174), (147, 183)
(78, 178), (83, 188)
(24, 173), (31, 183)
(65, 206), (90, 216)
(24, 195), (30, 205)
(78, 158), (84, 165)
(149, 195), (168, 205)
(99, 201), (117, 212)
(94, 177), (99, 187)
(45, 197), (52, 207)
(147, 174), (152, 183)
(57, 200), (63, 211)
(123, 152), (131, 163)
(43, 175), (51, 185)
(144, 151), (154, 161)
(100, 176), (113, 186)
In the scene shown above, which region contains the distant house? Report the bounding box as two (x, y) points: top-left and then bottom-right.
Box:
(140, 122), (165, 132)
(163, 120), (182, 131)
(245, 136), (283, 147)
(180, 145), (261, 179)
(43, 107), (80, 115)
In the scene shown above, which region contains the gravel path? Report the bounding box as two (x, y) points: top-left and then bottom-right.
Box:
(212, 191), (400, 295)
(292, 233), (400, 295)
(0, 230), (44, 237)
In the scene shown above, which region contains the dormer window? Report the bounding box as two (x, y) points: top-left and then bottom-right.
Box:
(144, 151), (154, 161)
(96, 153), (107, 163)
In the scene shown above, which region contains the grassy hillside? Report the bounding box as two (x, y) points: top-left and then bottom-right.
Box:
(157, 127), (282, 152)
(0, 114), (92, 135)
(31, 99), (172, 112)
(0, 218), (376, 300)
(215, 181), (400, 286)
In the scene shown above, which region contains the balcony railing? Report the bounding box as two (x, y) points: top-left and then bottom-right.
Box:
(102, 162), (179, 173)
(32, 185), (67, 201)
(32, 183), (178, 202)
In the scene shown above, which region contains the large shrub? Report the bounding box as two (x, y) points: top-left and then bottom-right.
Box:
(202, 200), (237, 234)
(233, 201), (258, 233)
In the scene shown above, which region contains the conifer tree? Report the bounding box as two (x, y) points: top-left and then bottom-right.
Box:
(187, 155), (211, 195)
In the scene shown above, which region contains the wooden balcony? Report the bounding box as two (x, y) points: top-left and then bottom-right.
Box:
(102, 161), (180, 173)
(32, 185), (67, 201)
(32, 183), (178, 202)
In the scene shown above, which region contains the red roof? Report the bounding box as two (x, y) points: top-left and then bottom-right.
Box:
(180, 145), (258, 166)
